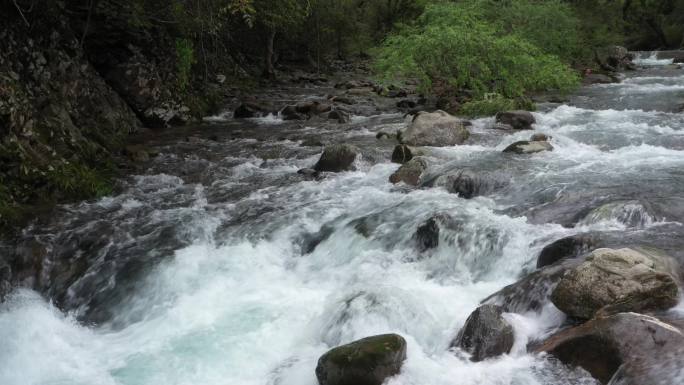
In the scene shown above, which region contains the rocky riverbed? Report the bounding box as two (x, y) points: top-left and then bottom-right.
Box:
(1, 53), (684, 385)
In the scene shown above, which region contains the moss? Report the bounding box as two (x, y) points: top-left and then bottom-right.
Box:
(324, 334), (405, 367)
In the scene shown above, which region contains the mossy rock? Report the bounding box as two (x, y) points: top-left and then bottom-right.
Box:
(315, 334), (407, 385)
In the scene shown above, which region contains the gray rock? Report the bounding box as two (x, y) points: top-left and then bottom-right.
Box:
(389, 157), (428, 186)
(595, 45), (635, 72)
(234, 102), (267, 118)
(314, 144), (359, 172)
(537, 234), (597, 268)
(536, 312), (684, 385)
(415, 217), (440, 252)
(428, 169), (504, 199)
(316, 334), (407, 385)
(451, 304), (514, 362)
(495, 110), (536, 130)
(583, 73), (619, 85)
(503, 140), (553, 154)
(551, 247), (680, 319)
(328, 109), (350, 123)
(401, 110), (469, 146)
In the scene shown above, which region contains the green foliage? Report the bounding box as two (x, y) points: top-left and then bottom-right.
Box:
(459, 94), (536, 118)
(45, 163), (113, 199)
(375, 2), (580, 99)
(175, 38), (195, 91)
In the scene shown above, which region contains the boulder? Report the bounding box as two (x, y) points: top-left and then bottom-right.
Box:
(315, 334), (407, 385)
(536, 312), (684, 384)
(483, 259), (583, 313)
(451, 305), (514, 362)
(391, 144), (413, 164)
(389, 157), (428, 186)
(234, 102), (267, 118)
(314, 144), (360, 172)
(595, 46), (635, 72)
(281, 105), (308, 120)
(503, 140), (553, 154)
(401, 110), (469, 146)
(428, 169), (503, 199)
(551, 247), (680, 319)
(328, 109), (351, 124)
(583, 73), (619, 85)
(537, 234), (597, 268)
(495, 110), (536, 130)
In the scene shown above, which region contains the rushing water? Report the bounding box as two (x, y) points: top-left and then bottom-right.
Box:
(2, 61), (684, 385)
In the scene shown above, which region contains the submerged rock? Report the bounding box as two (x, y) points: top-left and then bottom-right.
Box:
(328, 109), (351, 123)
(495, 110), (536, 130)
(401, 110), (469, 146)
(451, 304), (514, 362)
(389, 157), (428, 186)
(314, 144), (359, 172)
(316, 334), (407, 385)
(551, 247), (680, 319)
(415, 217), (440, 252)
(537, 312), (684, 384)
(503, 140), (553, 154)
(280, 105), (308, 120)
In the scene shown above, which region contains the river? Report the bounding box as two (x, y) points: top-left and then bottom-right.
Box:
(1, 54), (683, 385)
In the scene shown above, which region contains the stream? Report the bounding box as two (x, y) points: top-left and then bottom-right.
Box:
(1, 54), (684, 385)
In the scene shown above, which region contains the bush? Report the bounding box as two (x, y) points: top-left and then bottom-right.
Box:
(375, 1), (580, 99)
(175, 38), (195, 91)
(459, 94), (525, 118)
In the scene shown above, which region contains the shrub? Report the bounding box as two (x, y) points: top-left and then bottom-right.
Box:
(375, 1), (580, 99)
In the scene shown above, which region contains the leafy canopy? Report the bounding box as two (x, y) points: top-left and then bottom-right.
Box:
(375, 1), (580, 100)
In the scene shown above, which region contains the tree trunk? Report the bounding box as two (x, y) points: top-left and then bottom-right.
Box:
(263, 28), (276, 79)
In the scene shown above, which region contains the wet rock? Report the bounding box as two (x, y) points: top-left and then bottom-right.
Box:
(551, 248), (680, 319)
(503, 140), (553, 154)
(281, 105), (308, 120)
(578, 200), (656, 229)
(537, 234), (597, 268)
(316, 334), (407, 385)
(428, 169), (503, 199)
(301, 138), (324, 147)
(495, 110), (536, 130)
(401, 110), (469, 146)
(451, 305), (514, 362)
(389, 157), (428, 186)
(530, 133), (551, 142)
(391, 144), (413, 164)
(483, 259), (582, 313)
(396, 100), (417, 109)
(297, 168), (321, 180)
(583, 73), (619, 85)
(328, 109), (351, 124)
(234, 102), (267, 118)
(536, 313), (684, 384)
(330, 96), (355, 105)
(595, 45), (635, 72)
(415, 217), (440, 251)
(314, 144), (359, 172)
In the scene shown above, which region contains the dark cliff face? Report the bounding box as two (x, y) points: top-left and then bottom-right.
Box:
(0, 1), (216, 233)
(0, 1), (141, 230)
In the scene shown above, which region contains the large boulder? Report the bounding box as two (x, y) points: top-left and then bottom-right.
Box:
(400, 110), (469, 146)
(389, 157), (428, 186)
(503, 140), (553, 154)
(495, 110), (536, 130)
(315, 334), (407, 385)
(536, 312), (684, 384)
(551, 248), (680, 319)
(314, 144), (360, 172)
(451, 304), (515, 362)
